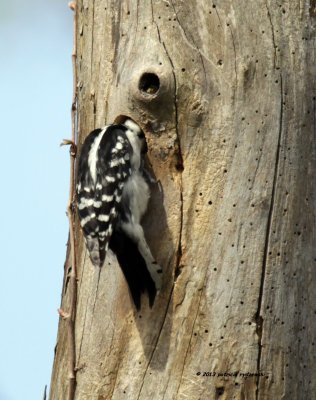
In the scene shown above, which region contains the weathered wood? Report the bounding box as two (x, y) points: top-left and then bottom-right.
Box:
(50, 1), (316, 399)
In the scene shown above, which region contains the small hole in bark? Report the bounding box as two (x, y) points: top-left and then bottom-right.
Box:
(216, 387), (225, 396)
(176, 162), (184, 171)
(139, 73), (160, 94)
(174, 264), (183, 279)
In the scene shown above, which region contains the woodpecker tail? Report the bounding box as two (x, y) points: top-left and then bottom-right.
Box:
(85, 236), (106, 267)
(109, 230), (159, 310)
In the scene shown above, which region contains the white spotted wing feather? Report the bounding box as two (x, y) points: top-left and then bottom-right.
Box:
(76, 126), (132, 267)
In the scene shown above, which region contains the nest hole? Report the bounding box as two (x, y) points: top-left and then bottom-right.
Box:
(139, 73), (160, 95)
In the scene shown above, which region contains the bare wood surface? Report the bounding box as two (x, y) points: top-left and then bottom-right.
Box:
(50, 1), (316, 399)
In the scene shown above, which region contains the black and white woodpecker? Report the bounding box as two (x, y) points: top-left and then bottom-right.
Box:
(76, 119), (162, 309)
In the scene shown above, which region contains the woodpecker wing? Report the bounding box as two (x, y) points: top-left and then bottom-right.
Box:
(94, 126), (132, 265)
(76, 128), (104, 256)
(76, 125), (132, 267)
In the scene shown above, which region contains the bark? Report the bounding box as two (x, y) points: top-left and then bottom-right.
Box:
(50, 1), (316, 399)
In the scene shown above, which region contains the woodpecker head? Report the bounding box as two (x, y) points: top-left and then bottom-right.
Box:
(123, 119), (148, 154)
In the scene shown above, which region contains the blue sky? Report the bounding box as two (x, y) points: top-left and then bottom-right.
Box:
(0, 1), (73, 398)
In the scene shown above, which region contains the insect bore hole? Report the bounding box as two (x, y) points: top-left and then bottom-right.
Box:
(139, 73), (160, 95)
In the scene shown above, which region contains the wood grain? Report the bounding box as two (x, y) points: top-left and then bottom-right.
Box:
(49, 1), (316, 399)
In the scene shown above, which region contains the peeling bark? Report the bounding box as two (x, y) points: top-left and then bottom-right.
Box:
(50, 1), (316, 399)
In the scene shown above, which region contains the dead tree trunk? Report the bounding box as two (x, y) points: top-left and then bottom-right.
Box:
(50, 1), (316, 399)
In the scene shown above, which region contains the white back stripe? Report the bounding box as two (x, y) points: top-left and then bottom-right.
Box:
(88, 126), (108, 183)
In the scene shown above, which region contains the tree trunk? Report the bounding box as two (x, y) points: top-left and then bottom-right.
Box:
(50, 1), (316, 399)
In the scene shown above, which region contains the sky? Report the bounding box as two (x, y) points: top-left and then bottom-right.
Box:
(0, 1), (73, 399)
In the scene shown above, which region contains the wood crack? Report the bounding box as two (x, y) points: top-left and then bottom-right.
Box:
(265, 1), (278, 69)
(91, 267), (102, 317)
(90, 0), (95, 84)
(175, 281), (205, 398)
(228, 24), (238, 89)
(151, 2), (184, 277)
(136, 8), (183, 398)
(255, 74), (283, 399)
(214, 7), (223, 29)
(171, 0), (207, 83)
(136, 286), (175, 400)
(169, 0), (218, 73)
